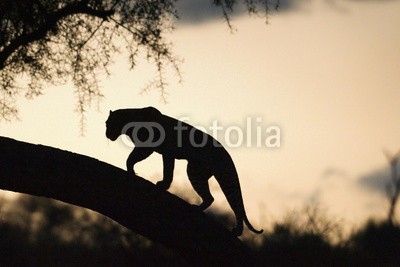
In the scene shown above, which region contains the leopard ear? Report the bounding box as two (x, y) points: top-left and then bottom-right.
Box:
(109, 110), (113, 115)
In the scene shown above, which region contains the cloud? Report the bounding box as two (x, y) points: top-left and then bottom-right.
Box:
(346, 0), (398, 2)
(324, 0), (398, 12)
(175, 0), (223, 24)
(175, 0), (398, 24)
(358, 166), (391, 196)
(320, 166), (348, 179)
(174, 0), (308, 24)
(306, 166), (349, 205)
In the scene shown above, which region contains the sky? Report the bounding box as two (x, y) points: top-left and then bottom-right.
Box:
(1, 0), (400, 231)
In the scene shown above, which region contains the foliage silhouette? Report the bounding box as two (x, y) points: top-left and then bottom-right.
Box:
(255, 210), (400, 266)
(0, 0), (279, 125)
(2, 196), (400, 266)
(348, 220), (400, 266)
(0, 194), (183, 266)
(258, 225), (333, 266)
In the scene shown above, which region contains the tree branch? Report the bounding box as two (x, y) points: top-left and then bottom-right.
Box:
(0, 136), (255, 265)
(0, 2), (114, 69)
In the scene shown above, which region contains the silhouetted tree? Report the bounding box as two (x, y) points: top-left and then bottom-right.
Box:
(0, 194), (184, 265)
(384, 150), (400, 224)
(256, 207), (342, 266)
(0, 1), (279, 263)
(0, 136), (257, 264)
(0, 0), (279, 123)
(349, 220), (400, 266)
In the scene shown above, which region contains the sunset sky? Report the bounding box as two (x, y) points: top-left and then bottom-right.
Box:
(1, 0), (400, 230)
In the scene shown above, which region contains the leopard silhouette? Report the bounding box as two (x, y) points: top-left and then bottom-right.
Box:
(106, 107), (263, 236)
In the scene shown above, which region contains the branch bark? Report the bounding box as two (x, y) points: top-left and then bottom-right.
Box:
(0, 136), (255, 265)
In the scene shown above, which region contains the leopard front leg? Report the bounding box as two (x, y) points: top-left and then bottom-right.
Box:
(156, 155), (175, 190)
(126, 147), (153, 176)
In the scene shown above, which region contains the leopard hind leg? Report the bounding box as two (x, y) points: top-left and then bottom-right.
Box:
(187, 160), (213, 210)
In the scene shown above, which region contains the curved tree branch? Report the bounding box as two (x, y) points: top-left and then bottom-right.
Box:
(0, 136), (255, 265)
(0, 2), (114, 69)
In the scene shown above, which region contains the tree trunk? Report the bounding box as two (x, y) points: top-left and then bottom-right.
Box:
(0, 136), (255, 265)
